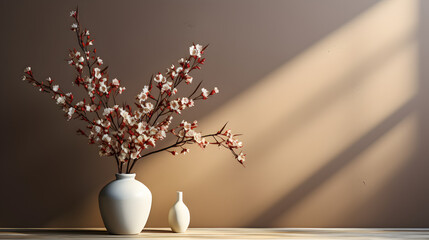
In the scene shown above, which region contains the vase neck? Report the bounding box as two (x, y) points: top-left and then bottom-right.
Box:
(176, 191), (183, 202)
(116, 173), (136, 180)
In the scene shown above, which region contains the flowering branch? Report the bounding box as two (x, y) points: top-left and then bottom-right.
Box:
(22, 8), (246, 174)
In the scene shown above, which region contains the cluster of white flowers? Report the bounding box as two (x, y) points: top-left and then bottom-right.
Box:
(22, 8), (246, 171)
(201, 87), (219, 99)
(168, 97), (194, 114)
(93, 105), (174, 161)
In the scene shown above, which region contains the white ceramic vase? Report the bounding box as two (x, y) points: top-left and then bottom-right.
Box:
(99, 173), (152, 235)
(168, 191), (190, 233)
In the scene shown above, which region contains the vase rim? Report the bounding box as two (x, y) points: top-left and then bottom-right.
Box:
(115, 173), (136, 180)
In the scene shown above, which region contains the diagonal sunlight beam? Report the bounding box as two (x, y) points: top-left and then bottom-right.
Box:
(248, 98), (417, 226)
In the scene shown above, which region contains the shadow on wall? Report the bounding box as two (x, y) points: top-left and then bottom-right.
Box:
(3, 0), (427, 228)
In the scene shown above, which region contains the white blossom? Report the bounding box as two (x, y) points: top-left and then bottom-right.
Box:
(142, 102), (154, 114)
(154, 73), (165, 83)
(71, 23), (78, 31)
(56, 95), (66, 105)
(76, 101), (84, 107)
(137, 122), (148, 135)
(102, 134), (112, 143)
(188, 99), (195, 107)
(24, 67), (31, 72)
(181, 120), (192, 131)
(99, 83), (109, 94)
(94, 125), (102, 133)
(94, 68), (102, 79)
(201, 88), (209, 98)
(130, 151), (139, 160)
(119, 87), (126, 94)
(185, 75), (193, 84)
(237, 152), (246, 163)
(67, 107), (75, 119)
(112, 78), (120, 86)
(189, 44), (203, 58)
(103, 107), (114, 116)
(170, 100), (180, 112)
(181, 97), (189, 105)
(161, 82), (172, 93)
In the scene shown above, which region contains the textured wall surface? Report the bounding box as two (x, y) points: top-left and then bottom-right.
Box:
(2, 0), (429, 227)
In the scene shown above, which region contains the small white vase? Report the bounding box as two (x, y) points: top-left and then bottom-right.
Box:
(99, 173), (152, 235)
(168, 191), (190, 233)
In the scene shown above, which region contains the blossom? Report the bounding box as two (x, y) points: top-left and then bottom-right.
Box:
(141, 85), (149, 95)
(22, 75), (27, 81)
(181, 148), (190, 155)
(161, 82), (172, 93)
(154, 73), (165, 83)
(118, 87), (126, 94)
(103, 108), (114, 116)
(24, 67), (31, 73)
(78, 57), (84, 63)
(67, 107), (75, 120)
(130, 151), (140, 160)
(76, 101), (84, 107)
(97, 57), (103, 65)
(237, 152), (246, 163)
(201, 88), (209, 99)
(181, 120), (192, 131)
(147, 138), (156, 147)
(155, 130), (166, 140)
(193, 132), (202, 143)
(94, 125), (102, 133)
(137, 91), (148, 103)
(212, 87), (219, 95)
(148, 126), (158, 136)
(71, 23), (78, 31)
(185, 75), (193, 84)
(142, 102), (154, 114)
(170, 100), (180, 112)
(70, 10), (76, 17)
(94, 68), (102, 79)
(85, 104), (97, 112)
(187, 99), (195, 107)
(112, 78), (120, 86)
(189, 44), (203, 58)
(99, 83), (109, 94)
(55, 95), (66, 105)
(102, 134), (112, 143)
(181, 97), (189, 105)
(136, 122), (148, 135)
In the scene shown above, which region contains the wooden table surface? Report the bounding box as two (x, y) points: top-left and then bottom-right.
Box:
(1, 228), (429, 239)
